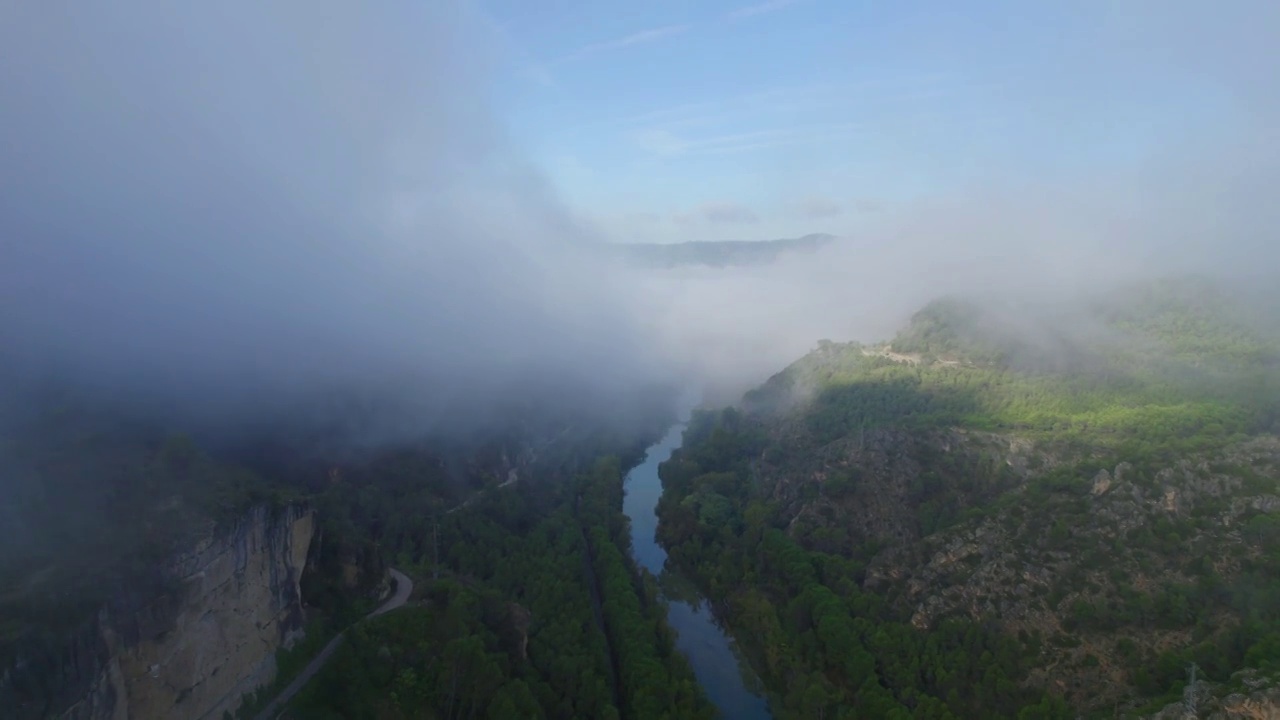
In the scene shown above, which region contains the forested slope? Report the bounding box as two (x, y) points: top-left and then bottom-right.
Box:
(287, 457), (715, 720)
(0, 402), (301, 661)
(656, 277), (1280, 718)
(2, 377), (706, 719)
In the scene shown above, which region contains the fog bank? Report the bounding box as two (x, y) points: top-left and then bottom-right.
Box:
(2, 0), (1278, 437)
(627, 0), (1280, 399)
(633, 165), (1280, 402)
(0, 1), (666, 439)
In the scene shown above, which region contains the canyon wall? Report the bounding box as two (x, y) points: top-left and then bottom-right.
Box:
(3, 503), (316, 720)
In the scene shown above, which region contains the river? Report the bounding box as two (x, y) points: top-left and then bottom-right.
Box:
(623, 413), (773, 719)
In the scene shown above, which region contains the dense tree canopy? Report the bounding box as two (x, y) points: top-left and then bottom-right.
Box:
(658, 278), (1280, 718)
(290, 457), (714, 719)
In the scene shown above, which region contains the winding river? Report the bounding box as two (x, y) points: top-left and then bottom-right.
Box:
(623, 411), (773, 719)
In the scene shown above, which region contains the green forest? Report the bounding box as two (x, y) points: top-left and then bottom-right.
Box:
(2, 381), (717, 720)
(656, 278), (1280, 718)
(658, 411), (1068, 720)
(287, 457), (714, 719)
(7, 276), (1280, 719)
(0, 411), (299, 657)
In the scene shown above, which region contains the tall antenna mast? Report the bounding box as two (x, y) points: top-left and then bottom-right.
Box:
(1182, 662), (1199, 717)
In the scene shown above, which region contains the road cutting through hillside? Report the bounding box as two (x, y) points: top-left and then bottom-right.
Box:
(251, 568), (412, 720)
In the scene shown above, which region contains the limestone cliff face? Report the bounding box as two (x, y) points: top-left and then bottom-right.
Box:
(3, 503), (315, 720)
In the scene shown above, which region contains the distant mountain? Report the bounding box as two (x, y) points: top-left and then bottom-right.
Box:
(612, 233), (836, 269)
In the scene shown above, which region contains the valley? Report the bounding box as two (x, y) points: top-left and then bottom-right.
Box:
(4, 277), (1280, 720)
(622, 406), (771, 718)
(5, 2), (1278, 718)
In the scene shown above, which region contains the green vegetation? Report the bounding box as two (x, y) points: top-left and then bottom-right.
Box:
(294, 580), (544, 720)
(290, 458), (713, 719)
(0, 412), (293, 653)
(658, 277), (1280, 717)
(232, 614), (356, 720)
(9, 276), (1280, 717)
(1, 381), (695, 719)
(658, 412), (1063, 719)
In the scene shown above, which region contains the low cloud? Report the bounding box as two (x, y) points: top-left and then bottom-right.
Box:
(0, 0), (667, 442)
(629, 162), (1280, 401)
(555, 24), (690, 65)
(2, 0), (1278, 446)
(674, 201), (761, 226)
(632, 128), (689, 157)
(727, 0), (804, 21)
(625, 211), (665, 226)
(795, 197), (844, 219)
(633, 2), (1280, 404)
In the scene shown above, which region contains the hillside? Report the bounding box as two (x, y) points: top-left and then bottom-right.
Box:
(0, 404), (295, 656)
(612, 233), (836, 269)
(0, 380), (715, 719)
(655, 276), (1280, 718)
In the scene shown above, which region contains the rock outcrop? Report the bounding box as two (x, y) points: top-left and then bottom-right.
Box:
(751, 419), (1280, 713)
(1146, 669), (1280, 719)
(2, 503), (315, 720)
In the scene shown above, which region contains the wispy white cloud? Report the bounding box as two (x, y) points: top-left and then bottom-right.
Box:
(522, 23), (691, 86)
(521, 64), (558, 88)
(598, 73), (970, 131)
(477, 7), (562, 88)
(785, 196), (880, 219)
(605, 71), (1009, 161)
(554, 74), (964, 138)
(698, 127), (860, 155)
(554, 24), (690, 65)
(615, 101), (724, 130)
(727, 0), (804, 21)
(794, 197), (843, 219)
(633, 123), (866, 158)
(853, 198), (885, 213)
(632, 128), (690, 156)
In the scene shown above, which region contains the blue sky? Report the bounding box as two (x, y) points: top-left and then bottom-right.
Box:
(476, 0), (1267, 243)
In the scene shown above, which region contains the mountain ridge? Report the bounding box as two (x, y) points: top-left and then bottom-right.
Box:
(609, 233), (837, 269)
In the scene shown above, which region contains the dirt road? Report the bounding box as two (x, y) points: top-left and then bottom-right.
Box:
(251, 569), (413, 720)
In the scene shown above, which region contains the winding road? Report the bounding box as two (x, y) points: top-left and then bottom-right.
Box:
(251, 568), (413, 720)
(252, 475), (523, 718)
(372, 568), (413, 617)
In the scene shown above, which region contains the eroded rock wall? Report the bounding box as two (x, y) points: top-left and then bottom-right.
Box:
(3, 503), (315, 720)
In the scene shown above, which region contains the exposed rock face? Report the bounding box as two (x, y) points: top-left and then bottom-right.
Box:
(505, 603), (532, 661)
(1146, 669), (1280, 719)
(2, 503), (315, 720)
(763, 426), (1037, 555)
(752, 418), (1280, 713)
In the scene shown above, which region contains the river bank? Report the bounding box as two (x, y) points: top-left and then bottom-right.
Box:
(622, 416), (772, 719)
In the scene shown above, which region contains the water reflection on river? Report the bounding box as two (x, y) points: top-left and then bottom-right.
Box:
(623, 418), (772, 719)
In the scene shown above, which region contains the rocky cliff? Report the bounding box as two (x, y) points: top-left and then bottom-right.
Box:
(2, 503), (316, 720)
